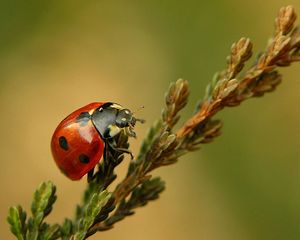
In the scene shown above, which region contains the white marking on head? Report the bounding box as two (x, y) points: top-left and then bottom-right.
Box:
(108, 125), (121, 137)
(121, 117), (126, 121)
(125, 110), (130, 115)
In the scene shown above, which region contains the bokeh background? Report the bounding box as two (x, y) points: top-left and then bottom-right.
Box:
(1, 1), (300, 239)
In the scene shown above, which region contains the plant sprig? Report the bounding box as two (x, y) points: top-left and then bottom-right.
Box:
(177, 5), (299, 138)
(7, 5), (300, 240)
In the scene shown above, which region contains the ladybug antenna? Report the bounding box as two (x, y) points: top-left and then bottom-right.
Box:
(132, 105), (145, 114)
(136, 118), (145, 124)
(132, 105), (145, 124)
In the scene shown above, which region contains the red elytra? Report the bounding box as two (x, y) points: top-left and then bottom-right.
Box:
(51, 102), (105, 180)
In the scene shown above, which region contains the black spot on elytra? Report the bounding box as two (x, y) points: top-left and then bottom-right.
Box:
(79, 154), (90, 164)
(76, 112), (91, 126)
(59, 136), (69, 151)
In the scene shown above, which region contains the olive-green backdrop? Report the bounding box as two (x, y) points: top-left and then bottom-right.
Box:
(1, 1), (300, 239)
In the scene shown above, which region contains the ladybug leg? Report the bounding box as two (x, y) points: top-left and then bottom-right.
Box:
(105, 139), (134, 159)
(87, 168), (95, 182)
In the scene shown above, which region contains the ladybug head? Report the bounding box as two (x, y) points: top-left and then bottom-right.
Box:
(116, 108), (145, 138)
(116, 109), (135, 128)
(91, 103), (144, 139)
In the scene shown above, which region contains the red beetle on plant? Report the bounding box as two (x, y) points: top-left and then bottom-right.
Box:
(51, 102), (143, 180)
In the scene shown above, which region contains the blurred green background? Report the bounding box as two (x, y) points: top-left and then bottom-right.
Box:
(1, 1), (300, 239)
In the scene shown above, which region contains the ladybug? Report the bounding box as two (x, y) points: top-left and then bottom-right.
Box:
(51, 102), (142, 180)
